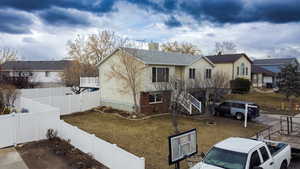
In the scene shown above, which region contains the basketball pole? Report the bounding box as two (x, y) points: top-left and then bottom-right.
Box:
(175, 162), (180, 169)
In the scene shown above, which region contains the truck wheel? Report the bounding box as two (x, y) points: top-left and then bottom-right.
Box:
(280, 161), (287, 169)
(236, 112), (243, 120)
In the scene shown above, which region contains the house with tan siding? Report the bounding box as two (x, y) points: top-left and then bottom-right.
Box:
(206, 53), (253, 81)
(97, 45), (215, 114)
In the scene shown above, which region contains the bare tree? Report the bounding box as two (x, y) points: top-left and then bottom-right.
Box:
(106, 49), (145, 113)
(0, 47), (17, 64)
(68, 30), (125, 65)
(215, 41), (237, 55)
(60, 61), (98, 94)
(0, 84), (19, 114)
(204, 71), (230, 115)
(161, 41), (201, 55)
(154, 76), (205, 134)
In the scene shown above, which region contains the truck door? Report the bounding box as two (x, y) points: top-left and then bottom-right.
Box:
(258, 146), (274, 169)
(248, 150), (262, 169)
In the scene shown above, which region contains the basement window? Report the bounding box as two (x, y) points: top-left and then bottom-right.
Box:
(149, 93), (163, 104)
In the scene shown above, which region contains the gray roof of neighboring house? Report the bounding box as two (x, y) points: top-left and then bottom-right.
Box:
(251, 65), (274, 76)
(0, 60), (72, 71)
(206, 53), (252, 64)
(253, 58), (298, 66)
(122, 48), (205, 66)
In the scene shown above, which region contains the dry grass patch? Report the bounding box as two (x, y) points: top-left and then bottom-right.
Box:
(62, 111), (264, 169)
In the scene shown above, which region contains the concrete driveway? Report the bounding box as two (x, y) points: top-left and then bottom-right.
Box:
(0, 147), (29, 169)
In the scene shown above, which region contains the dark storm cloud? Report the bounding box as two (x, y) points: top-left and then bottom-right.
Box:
(0, 0), (300, 32)
(0, 10), (33, 34)
(0, 0), (116, 13)
(164, 16), (182, 28)
(38, 8), (90, 26)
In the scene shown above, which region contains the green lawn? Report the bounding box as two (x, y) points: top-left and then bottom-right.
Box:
(62, 111), (264, 169)
(225, 92), (300, 115)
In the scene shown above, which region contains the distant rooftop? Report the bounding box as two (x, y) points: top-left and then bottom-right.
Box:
(206, 53), (252, 64)
(253, 57), (299, 65)
(0, 60), (72, 71)
(251, 65), (274, 76)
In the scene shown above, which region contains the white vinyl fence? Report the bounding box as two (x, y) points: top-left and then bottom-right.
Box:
(1, 90), (145, 169)
(19, 87), (101, 115)
(0, 97), (60, 148)
(59, 121), (145, 169)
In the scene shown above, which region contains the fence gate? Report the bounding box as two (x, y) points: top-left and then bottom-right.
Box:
(0, 114), (17, 148)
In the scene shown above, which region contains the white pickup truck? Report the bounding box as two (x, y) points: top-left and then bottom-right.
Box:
(191, 137), (291, 169)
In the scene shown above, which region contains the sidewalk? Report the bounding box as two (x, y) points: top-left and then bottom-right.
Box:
(0, 147), (29, 169)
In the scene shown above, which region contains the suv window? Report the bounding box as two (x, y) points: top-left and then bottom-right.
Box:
(221, 102), (231, 107)
(232, 103), (245, 109)
(249, 150), (261, 169)
(259, 146), (270, 162)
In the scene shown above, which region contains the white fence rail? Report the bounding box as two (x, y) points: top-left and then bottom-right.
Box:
(80, 77), (100, 88)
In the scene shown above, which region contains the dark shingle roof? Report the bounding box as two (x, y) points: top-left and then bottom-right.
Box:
(253, 58), (298, 65)
(251, 65), (274, 76)
(122, 48), (204, 66)
(1, 60), (72, 71)
(206, 53), (252, 64)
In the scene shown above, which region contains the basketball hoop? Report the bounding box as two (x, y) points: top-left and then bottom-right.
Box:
(168, 129), (198, 169)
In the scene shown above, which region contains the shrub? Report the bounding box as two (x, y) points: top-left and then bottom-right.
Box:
(230, 78), (251, 94)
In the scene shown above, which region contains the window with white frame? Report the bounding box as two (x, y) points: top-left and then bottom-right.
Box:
(189, 68), (195, 79)
(246, 67), (248, 75)
(241, 63), (245, 75)
(149, 93), (163, 104)
(237, 66), (239, 75)
(205, 68), (212, 79)
(152, 67), (169, 82)
(45, 71), (50, 77)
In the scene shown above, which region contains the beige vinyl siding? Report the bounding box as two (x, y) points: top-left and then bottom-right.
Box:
(99, 51), (145, 110)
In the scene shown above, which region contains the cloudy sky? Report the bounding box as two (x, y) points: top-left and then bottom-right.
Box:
(0, 0), (300, 60)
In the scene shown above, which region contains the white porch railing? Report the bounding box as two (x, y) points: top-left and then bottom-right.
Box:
(178, 92), (202, 115)
(80, 77), (100, 88)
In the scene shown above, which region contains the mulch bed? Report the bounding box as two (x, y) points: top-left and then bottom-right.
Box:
(16, 138), (108, 169)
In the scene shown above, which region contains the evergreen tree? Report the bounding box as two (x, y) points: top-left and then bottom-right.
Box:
(278, 64), (300, 100)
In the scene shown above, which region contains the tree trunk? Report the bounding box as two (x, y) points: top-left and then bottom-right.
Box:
(132, 89), (139, 113)
(171, 102), (179, 134)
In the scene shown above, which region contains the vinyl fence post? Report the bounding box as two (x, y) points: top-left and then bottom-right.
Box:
(91, 134), (96, 156)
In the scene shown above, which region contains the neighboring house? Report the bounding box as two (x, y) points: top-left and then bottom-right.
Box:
(251, 65), (275, 88)
(98, 46), (215, 114)
(0, 60), (71, 87)
(253, 57), (300, 87)
(206, 53), (252, 81)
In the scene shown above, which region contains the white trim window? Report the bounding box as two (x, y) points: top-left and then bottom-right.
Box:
(45, 71), (50, 77)
(149, 93), (163, 104)
(189, 68), (196, 79)
(205, 68), (212, 79)
(152, 67), (169, 82)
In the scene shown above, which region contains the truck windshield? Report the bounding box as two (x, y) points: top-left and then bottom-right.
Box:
(204, 147), (247, 169)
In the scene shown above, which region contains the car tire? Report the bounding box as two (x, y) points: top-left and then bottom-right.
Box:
(280, 161), (287, 169)
(235, 112), (244, 120)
